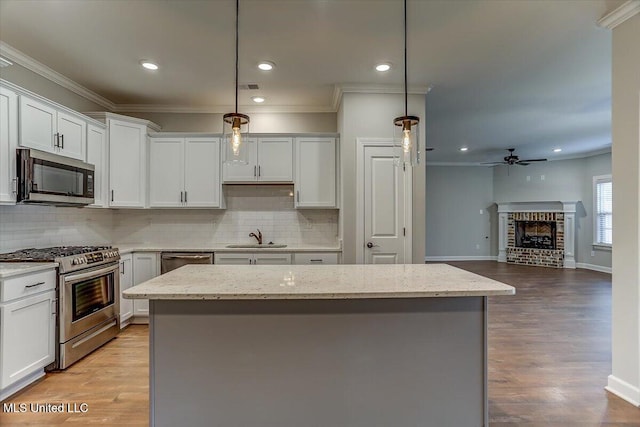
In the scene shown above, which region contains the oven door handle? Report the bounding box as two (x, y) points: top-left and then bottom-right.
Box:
(64, 264), (119, 283)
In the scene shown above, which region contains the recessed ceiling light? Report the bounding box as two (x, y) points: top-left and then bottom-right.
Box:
(140, 60), (159, 71)
(553, 148), (562, 152)
(251, 96), (265, 103)
(375, 63), (391, 72)
(257, 61), (275, 71)
(459, 147), (469, 152)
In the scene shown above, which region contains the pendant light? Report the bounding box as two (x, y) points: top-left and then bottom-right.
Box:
(394, 0), (420, 166)
(224, 0), (250, 165)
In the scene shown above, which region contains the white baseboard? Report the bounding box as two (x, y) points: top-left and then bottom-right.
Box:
(576, 262), (612, 274)
(606, 375), (640, 407)
(0, 369), (45, 401)
(424, 256), (498, 262)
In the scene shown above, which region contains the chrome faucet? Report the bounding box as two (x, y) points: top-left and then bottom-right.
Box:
(249, 229), (263, 245)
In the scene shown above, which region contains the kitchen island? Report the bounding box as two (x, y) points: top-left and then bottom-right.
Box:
(124, 263), (514, 427)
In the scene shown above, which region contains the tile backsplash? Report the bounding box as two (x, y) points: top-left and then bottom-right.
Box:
(0, 185), (339, 252)
(0, 204), (113, 252)
(112, 185), (339, 247)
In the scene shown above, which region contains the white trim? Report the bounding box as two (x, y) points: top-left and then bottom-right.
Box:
(0, 369), (45, 401)
(593, 174), (613, 246)
(425, 256), (498, 262)
(592, 243), (612, 251)
(426, 148), (613, 167)
(333, 83), (432, 111)
(0, 42), (116, 111)
(598, 1), (640, 29)
(576, 263), (612, 274)
(84, 111), (162, 132)
(606, 375), (640, 407)
(0, 56), (13, 68)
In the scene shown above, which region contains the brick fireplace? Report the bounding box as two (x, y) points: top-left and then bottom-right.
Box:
(497, 201), (578, 269)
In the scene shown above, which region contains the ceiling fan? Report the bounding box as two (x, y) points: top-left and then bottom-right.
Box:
(482, 148), (547, 166)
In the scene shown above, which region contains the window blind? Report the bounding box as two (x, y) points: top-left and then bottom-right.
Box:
(596, 180), (612, 245)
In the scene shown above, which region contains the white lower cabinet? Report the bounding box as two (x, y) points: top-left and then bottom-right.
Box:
(119, 254), (133, 327)
(293, 252), (339, 265)
(0, 269), (56, 400)
(132, 252), (160, 321)
(215, 252), (292, 265)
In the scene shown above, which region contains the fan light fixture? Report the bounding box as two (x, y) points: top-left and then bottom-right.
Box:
(224, 0), (250, 165)
(394, 0), (420, 166)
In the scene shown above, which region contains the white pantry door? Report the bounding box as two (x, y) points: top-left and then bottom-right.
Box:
(363, 145), (408, 264)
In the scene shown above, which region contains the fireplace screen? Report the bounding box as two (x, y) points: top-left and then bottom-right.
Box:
(515, 221), (556, 250)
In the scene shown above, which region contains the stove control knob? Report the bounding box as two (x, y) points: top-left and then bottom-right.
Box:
(72, 258), (79, 265)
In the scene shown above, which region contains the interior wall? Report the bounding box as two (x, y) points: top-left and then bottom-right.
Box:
(609, 12), (640, 406)
(118, 111), (337, 133)
(425, 166), (494, 259)
(0, 62), (107, 112)
(493, 153), (612, 268)
(338, 92), (426, 264)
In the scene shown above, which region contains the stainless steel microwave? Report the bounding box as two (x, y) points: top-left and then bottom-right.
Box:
(16, 148), (95, 206)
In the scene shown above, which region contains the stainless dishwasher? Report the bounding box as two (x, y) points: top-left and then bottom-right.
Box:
(161, 252), (214, 274)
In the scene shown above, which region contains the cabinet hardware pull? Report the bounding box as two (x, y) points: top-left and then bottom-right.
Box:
(310, 259), (323, 262)
(121, 263), (125, 275)
(181, 191), (183, 203)
(111, 190), (114, 202)
(25, 281), (45, 288)
(296, 191), (300, 202)
(12, 178), (17, 194)
(60, 134), (64, 149)
(51, 299), (57, 316)
(254, 166), (257, 177)
(258, 166), (261, 177)
(185, 191), (187, 203)
(54, 133), (59, 148)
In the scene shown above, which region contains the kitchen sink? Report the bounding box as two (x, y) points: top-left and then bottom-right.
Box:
(225, 244), (288, 248)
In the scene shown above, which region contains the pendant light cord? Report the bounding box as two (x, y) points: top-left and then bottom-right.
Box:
(235, 0), (239, 114)
(403, 0), (408, 116)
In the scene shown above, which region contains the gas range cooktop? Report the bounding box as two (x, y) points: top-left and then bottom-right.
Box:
(0, 246), (120, 273)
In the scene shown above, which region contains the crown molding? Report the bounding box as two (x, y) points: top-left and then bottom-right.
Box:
(332, 83), (433, 110)
(0, 56), (13, 68)
(597, 0), (640, 29)
(0, 42), (116, 110)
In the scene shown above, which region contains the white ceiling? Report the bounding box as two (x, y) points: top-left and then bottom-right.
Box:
(0, 0), (622, 163)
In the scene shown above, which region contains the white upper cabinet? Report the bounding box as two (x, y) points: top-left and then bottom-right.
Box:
(86, 124), (107, 207)
(223, 137), (292, 183)
(149, 138), (184, 207)
(184, 137), (221, 207)
(295, 137), (337, 208)
(149, 137), (221, 208)
(19, 95), (86, 160)
(0, 87), (18, 204)
(108, 119), (148, 208)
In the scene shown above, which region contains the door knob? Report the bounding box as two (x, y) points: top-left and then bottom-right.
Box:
(366, 242), (378, 249)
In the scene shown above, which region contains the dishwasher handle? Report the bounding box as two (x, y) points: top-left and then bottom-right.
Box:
(161, 255), (212, 260)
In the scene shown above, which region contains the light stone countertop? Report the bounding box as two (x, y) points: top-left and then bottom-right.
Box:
(116, 244), (341, 255)
(0, 262), (59, 278)
(124, 263), (515, 300)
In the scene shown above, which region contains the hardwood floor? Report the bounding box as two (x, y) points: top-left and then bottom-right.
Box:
(1, 262), (639, 426)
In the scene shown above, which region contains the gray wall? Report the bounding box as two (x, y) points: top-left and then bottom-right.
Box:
(0, 63), (106, 112)
(118, 112), (337, 133)
(426, 166), (494, 259)
(338, 92), (426, 264)
(426, 153), (612, 269)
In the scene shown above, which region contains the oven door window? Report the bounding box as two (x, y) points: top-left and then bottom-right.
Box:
(72, 274), (114, 321)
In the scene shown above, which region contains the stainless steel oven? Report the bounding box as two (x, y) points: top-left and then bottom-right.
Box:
(0, 246), (121, 370)
(58, 261), (119, 369)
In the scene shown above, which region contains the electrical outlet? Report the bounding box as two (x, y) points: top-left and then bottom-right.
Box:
(541, 174), (545, 181)
(479, 209), (483, 215)
(526, 176), (531, 182)
(591, 250), (595, 257)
